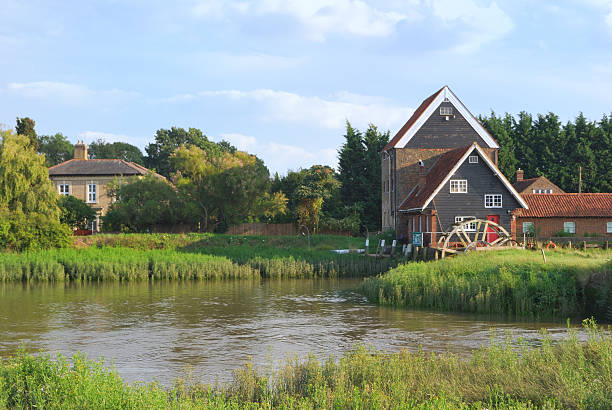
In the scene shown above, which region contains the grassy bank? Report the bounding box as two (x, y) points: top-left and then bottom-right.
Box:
(1, 322), (610, 409)
(361, 249), (611, 320)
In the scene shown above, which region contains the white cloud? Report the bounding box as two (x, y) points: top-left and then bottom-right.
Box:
(6, 81), (137, 105)
(192, 0), (418, 41)
(606, 12), (612, 27)
(428, 0), (514, 54)
(198, 89), (414, 131)
(218, 132), (338, 174)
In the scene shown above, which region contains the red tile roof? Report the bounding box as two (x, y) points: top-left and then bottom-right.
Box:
(517, 194), (612, 217)
(398, 145), (473, 211)
(382, 87), (444, 151)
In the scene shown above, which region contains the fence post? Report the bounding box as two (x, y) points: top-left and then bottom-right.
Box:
(391, 240), (397, 255)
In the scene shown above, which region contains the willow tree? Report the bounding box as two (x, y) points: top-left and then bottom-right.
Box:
(0, 130), (70, 250)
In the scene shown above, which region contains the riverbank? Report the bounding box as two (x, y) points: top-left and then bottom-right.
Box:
(0, 234), (398, 282)
(1, 321), (609, 409)
(361, 249), (612, 321)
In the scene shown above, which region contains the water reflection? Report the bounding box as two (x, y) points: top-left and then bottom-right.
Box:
(0, 279), (586, 385)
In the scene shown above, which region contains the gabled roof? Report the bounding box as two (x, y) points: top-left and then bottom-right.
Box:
(49, 159), (154, 177)
(383, 86), (499, 151)
(516, 194), (612, 217)
(398, 143), (528, 211)
(513, 176), (565, 194)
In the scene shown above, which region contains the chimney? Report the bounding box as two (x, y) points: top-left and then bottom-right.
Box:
(516, 168), (524, 182)
(74, 140), (88, 160)
(417, 160), (427, 189)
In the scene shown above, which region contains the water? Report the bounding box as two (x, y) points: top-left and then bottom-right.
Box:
(0, 279), (585, 385)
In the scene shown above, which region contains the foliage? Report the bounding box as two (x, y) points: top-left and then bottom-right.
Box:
(1, 324), (610, 409)
(173, 145), (286, 232)
(15, 116), (37, 149)
(58, 195), (97, 230)
(361, 249), (611, 320)
(481, 111), (612, 192)
(0, 130), (70, 251)
(103, 175), (193, 233)
(89, 139), (144, 165)
(37, 133), (73, 166)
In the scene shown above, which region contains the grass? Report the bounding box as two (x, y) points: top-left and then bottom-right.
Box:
(360, 249), (612, 320)
(1, 320), (610, 409)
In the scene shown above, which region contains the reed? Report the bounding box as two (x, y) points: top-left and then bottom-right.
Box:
(360, 249), (611, 319)
(2, 320), (610, 409)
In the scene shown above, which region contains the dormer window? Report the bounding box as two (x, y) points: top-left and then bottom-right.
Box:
(440, 106), (453, 116)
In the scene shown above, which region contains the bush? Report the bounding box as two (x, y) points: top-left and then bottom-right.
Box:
(59, 195), (97, 230)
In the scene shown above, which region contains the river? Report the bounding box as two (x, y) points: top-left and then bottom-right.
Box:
(0, 279), (586, 385)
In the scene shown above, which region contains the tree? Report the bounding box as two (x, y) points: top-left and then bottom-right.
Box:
(0, 130), (70, 250)
(480, 112), (518, 180)
(293, 165), (340, 232)
(103, 175), (193, 232)
(173, 145), (287, 231)
(89, 140), (145, 165)
(145, 127), (216, 178)
(362, 124), (389, 230)
(58, 195), (97, 230)
(15, 117), (38, 149)
(38, 133), (73, 166)
(337, 122), (367, 208)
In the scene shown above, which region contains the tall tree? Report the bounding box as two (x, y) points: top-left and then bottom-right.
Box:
(38, 133), (73, 166)
(480, 112), (518, 180)
(89, 139), (145, 165)
(337, 122), (367, 208)
(362, 124), (389, 230)
(15, 117), (38, 149)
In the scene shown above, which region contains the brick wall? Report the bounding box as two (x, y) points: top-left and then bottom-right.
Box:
(518, 217), (612, 237)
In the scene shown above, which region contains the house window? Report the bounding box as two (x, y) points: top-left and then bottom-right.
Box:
(469, 155), (478, 163)
(484, 194), (502, 208)
(455, 216), (477, 232)
(563, 221), (575, 234)
(607, 222), (612, 233)
(522, 222), (534, 234)
(58, 182), (70, 196)
(87, 182), (97, 203)
(440, 106), (453, 116)
(450, 180), (467, 193)
(532, 189), (553, 194)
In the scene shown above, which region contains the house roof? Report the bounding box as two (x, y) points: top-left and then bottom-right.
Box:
(49, 159), (155, 177)
(516, 194), (612, 217)
(383, 86), (499, 151)
(398, 143), (528, 212)
(513, 176), (565, 194)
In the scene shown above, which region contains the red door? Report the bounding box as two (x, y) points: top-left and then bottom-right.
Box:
(486, 215), (500, 243)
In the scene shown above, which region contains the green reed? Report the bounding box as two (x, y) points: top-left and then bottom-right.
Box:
(2, 320), (610, 409)
(360, 249), (611, 320)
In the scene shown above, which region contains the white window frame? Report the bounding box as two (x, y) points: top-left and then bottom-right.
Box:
(532, 189), (553, 194)
(563, 221), (575, 234)
(484, 194), (502, 208)
(450, 179), (468, 193)
(440, 106), (453, 116)
(469, 155), (478, 163)
(607, 222), (612, 233)
(455, 216), (477, 232)
(522, 222), (534, 234)
(87, 181), (97, 203)
(58, 181), (70, 196)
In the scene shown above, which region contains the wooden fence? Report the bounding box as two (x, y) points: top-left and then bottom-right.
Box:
(226, 223), (353, 236)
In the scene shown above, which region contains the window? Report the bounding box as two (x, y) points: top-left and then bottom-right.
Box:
(522, 222), (534, 234)
(484, 194), (502, 208)
(58, 182), (70, 196)
(455, 216), (477, 231)
(532, 189), (552, 194)
(87, 182), (97, 203)
(440, 106), (453, 115)
(563, 221), (575, 234)
(450, 179), (467, 193)
(607, 222), (612, 233)
(469, 155), (478, 163)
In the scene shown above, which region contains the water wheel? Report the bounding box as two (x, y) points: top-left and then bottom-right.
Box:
(436, 218), (511, 258)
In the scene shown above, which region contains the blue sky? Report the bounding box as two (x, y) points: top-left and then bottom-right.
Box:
(1, 0), (611, 174)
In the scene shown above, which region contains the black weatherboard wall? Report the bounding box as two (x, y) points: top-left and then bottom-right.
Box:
(426, 150), (520, 234)
(405, 102), (490, 149)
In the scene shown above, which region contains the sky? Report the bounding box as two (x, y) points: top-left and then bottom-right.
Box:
(1, 0), (611, 175)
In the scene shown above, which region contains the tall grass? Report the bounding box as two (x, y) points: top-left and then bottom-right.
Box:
(2, 321), (610, 409)
(361, 249), (611, 320)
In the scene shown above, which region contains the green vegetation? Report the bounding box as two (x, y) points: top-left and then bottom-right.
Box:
(1, 322), (610, 409)
(59, 195), (97, 230)
(0, 234), (397, 282)
(361, 249), (611, 320)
